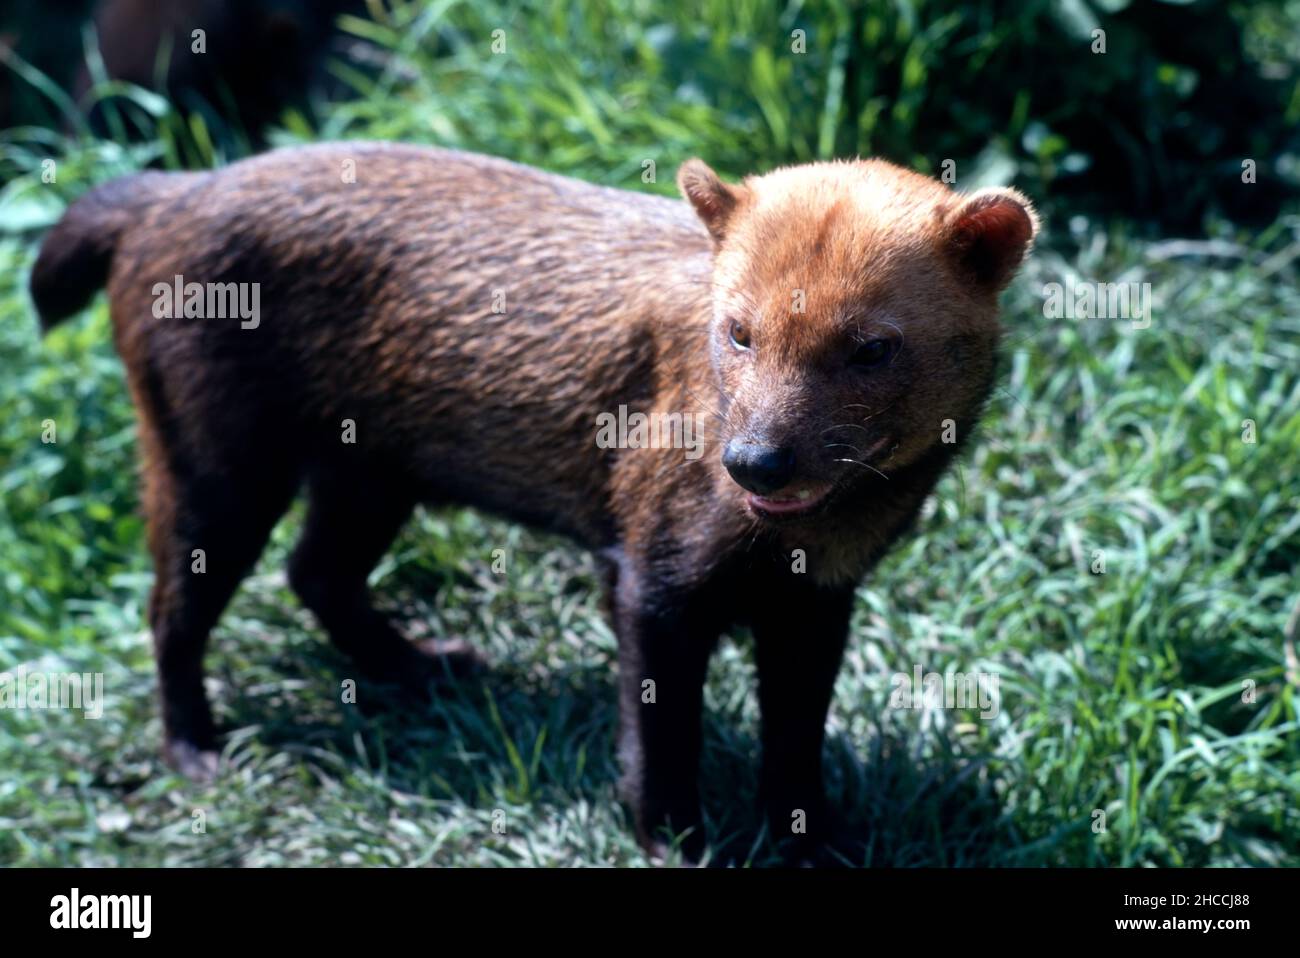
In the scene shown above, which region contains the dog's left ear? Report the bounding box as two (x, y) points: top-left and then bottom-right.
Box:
(943, 188), (1040, 290)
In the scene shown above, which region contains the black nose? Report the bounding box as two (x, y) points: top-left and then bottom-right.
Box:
(722, 440), (796, 495)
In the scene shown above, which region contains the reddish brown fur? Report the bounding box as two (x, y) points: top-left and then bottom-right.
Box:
(31, 143), (1037, 862)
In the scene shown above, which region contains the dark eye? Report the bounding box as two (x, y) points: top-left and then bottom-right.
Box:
(850, 338), (894, 368)
(730, 320), (752, 350)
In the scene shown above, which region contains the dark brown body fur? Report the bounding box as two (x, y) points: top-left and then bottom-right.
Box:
(31, 142), (1037, 862)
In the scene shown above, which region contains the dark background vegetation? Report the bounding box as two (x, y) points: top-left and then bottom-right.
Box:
(4, 0), (1298, 228)
(0, 0), (1296, 866)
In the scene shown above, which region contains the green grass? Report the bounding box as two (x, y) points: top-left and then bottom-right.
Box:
(0, 0), (1298, 867)
(1, 220), (1296, 867)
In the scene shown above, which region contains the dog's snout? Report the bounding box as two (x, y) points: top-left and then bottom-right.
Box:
(722, 439), (796, 495)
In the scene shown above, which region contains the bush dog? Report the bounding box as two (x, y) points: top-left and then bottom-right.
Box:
(31, 143), (1037, 861)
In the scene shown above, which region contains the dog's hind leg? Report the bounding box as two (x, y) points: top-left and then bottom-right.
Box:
(288, 466), (482, 697)
(137, 409), (300, 780)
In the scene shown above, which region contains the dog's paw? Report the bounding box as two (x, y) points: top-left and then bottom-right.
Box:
(163, 739), (220, 782)
(411, 637), (490, 680)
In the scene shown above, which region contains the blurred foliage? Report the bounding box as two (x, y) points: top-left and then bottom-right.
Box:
(344, 0), (1300, 232)
(1, 1), (1297, 231)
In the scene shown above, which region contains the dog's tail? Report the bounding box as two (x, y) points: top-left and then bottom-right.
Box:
(30, 172), (176, 331)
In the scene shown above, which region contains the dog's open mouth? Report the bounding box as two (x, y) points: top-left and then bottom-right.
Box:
(746, 481), (834, 518)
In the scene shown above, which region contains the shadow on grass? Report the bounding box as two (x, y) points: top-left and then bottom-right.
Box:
(210, 614), (1022, 868)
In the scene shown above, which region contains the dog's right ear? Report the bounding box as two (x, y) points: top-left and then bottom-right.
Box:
(678, 159), (746, 244)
